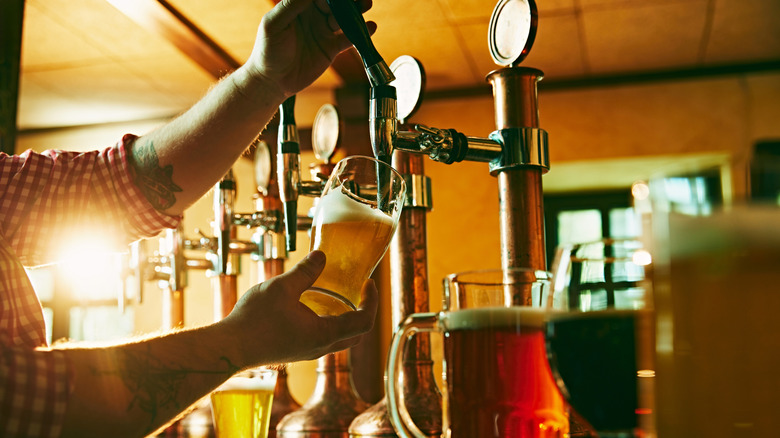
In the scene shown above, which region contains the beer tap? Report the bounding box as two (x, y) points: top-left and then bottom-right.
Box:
(329, 0), (549, 288)
(276, 97), (334, 253)
(278, 96), (302, 252)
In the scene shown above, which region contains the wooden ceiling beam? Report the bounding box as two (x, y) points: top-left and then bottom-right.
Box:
(106, 0), (240, 79)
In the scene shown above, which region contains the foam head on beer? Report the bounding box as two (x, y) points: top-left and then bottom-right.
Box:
(303, 186), (396, 316)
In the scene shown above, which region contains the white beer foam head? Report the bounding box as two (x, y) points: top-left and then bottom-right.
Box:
(444, 307), (548, 331)
(216, 375), (277, 392)
(315, 186), (394, 225)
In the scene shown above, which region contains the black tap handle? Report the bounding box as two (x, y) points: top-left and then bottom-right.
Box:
(280, 95), (296, 129)
(326, 0), (394, 86)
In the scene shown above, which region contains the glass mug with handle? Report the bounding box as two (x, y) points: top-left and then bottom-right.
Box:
(301, 155), (406, 315)
(545, 238), (655, 437)
(387, 268), (569, 438)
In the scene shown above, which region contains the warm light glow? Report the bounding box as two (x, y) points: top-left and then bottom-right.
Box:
(631, 181), (650, 201)
(632, 249), (652, 266)
(637, 369), (655, 378)
(56, 233), (124, 302)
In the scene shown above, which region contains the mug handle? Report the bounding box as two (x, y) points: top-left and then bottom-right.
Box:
(386, 312), (441, 438)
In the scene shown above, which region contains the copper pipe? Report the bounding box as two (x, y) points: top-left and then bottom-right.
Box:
(487, 67), (548, 306)
(487, 67), (542, 130)
(212, 274), (237, 321)
(277, 350), (369, 437)
(161, 287), (184, 330)
(349, 151), (441, 436)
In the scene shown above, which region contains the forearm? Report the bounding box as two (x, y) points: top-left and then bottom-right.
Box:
(129, 66), (286, 215)
(58, 322), (247, 438)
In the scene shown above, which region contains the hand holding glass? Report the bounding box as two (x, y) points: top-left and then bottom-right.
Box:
(301, 155), (406, 315)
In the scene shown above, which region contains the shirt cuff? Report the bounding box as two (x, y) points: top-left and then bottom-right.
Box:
(113, 134), (182, 238)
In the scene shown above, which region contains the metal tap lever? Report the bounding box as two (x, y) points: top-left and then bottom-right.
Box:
(215, 170), (236, 274)
(277, 96), (301, 252)
(369, 84), (397, 164)
(326, 0), (394, 86)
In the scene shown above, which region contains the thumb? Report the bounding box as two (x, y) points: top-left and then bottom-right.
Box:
(274, 250), (326, 297)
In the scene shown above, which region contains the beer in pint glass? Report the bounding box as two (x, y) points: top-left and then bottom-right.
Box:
(301, 155), (406, 315)
(211, 368), (278, 438)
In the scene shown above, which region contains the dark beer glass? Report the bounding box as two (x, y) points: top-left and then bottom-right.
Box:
(545, 239), (654, 437)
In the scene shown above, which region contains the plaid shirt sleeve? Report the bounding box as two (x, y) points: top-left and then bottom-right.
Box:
(0, 134), (182, 437)
(0, 134), (181, 265)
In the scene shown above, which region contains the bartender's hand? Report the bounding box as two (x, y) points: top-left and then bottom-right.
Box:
(246, 0), (376, 98)
(220, 250), (378, 366)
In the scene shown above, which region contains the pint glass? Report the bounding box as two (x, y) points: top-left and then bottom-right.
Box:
(211, 368), (278, 438)
(301, 155), (406, 315)
(386, 269), (569, 438)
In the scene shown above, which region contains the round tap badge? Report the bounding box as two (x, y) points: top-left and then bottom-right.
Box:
(489, 0), (538, 67)
(312, 104), (340, 163)
(389, 55), (426, 123)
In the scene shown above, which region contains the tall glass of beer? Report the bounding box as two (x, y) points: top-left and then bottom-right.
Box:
(301, 155), (406, 315)
(211, 368), (278, 438)
(386, 268), (569, 438)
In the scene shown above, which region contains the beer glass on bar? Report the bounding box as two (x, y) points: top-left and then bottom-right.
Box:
(211, 368), (278, 438)
(386, 268), (569, 438)
(545, 238), (654, 437)
(300, 155), (406, 315)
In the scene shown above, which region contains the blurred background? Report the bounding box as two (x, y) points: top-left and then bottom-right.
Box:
(6, 0), (780, 407)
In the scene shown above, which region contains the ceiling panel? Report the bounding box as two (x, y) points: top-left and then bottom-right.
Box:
(522, 14), (586, 80)
(583, 1), (709, 73)
(705, 0), (780, 64)
(438, 0), (495, 22)
(14, 0), (780, 132)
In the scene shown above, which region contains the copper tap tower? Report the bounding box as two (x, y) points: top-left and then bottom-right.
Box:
(349, 55), (441, 437)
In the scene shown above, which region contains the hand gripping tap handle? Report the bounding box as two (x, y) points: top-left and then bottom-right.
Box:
(277, 96), (301, 252)
(215, 169), (236, 274)
(325, 0), (395, 86)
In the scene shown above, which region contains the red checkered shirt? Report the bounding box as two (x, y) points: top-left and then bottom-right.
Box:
(0, 134), (180, 437)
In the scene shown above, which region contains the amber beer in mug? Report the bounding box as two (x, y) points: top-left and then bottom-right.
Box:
(301, 156), (406, 315)
(211, 368), (278, 438)
(387, 269), (569, 438)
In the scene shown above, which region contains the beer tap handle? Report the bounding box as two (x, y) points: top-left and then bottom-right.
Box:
(277, 96), (301, 252)
(215, 170), (236, 274)
(325, 0), (394, 86)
